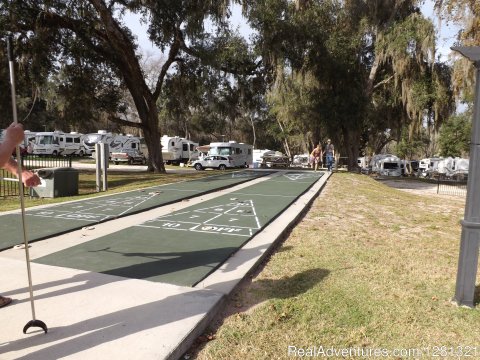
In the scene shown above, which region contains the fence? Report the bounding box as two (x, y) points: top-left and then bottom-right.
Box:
(20, 154), (72, 170)
(436, 178), (468, 197)
(0, 155), (73, 198)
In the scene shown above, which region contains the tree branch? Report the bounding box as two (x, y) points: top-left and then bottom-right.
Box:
(153, 25), (182, 101)
(373, 75), (394, 90)
(107, 115), (144, 129)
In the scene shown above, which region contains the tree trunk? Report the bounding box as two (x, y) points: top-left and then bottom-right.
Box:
(341, 126), (360, 171)
(144, 124), (164, 173)
(134, 96), (165, 173)
(249, 115), (256, 149)
(90, 0), (166, 172)
(137, 97), (163, 172)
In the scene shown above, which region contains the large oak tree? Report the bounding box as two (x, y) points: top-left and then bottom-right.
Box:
(0, 0), (255, 172)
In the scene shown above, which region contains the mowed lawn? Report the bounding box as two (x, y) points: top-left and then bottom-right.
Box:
(194, 172), (480, 359)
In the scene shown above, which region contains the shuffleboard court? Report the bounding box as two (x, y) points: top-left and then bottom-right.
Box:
(34, 172), (324, 286)
(0, 170), (270, 251)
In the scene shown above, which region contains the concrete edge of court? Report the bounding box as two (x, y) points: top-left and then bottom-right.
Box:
(166, 171), (332, 360)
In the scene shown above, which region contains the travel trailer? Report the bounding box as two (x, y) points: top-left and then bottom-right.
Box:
(208, 141), (253, 168)
(161, 135), (199, 164)
(111, 135), (146, 165)
(403, 160), (420, 176)
(357, 156), (368, 169)
(252, 149), (272, 168)
(256, 150), (290, 168)
(32, 131), (84, 156)
(370, 154), (402, 177)
(437, 157), (469, 179)
(292, 154), (311, 168)
(109, 134), (141, 153)
(253, 149), (291, 168)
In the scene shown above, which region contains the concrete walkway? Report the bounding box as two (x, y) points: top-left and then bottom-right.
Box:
(0, 170), (330, 360)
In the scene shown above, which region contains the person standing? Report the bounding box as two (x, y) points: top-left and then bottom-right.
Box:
(310, 144), (322, 172)
(0, 123), (41, 308)
(324, 139), (335, 172)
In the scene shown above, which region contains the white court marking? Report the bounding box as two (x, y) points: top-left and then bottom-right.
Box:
(137, 199), (261, 237)
(26, 193), (162, 223)
(282, 172), (321, 181)
(23, 172), (261, 224)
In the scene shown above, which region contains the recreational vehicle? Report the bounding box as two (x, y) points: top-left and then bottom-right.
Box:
(111, 135), (146, 165)
(357, 156), (370, 169)
(32, 131), (84, 156)
(161, 135), (199, 164)
(418, 157), (443, 178)
(292, 154), (311, 168)
(0, 129), (36, 155)
(82, 130), (115, 156)
(252, 149), (272, 168)
(437, 157), (469, 179)
(208, 141), (253, 168)
(259, 150), (290, 168)
(400, 160), (420, 176)
(370, 154), (402, 177)
(109, 134), (141, 153)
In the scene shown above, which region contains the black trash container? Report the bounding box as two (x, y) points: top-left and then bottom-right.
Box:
(30, 167), (79, 198)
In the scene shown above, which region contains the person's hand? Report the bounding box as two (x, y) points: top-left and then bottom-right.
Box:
(21, 170), (41, 187)
(4, 123), (25, 146)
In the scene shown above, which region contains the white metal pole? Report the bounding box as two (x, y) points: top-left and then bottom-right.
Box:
(7, 35), (47, 333)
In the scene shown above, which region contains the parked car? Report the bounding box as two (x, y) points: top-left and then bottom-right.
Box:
(111, 149), (147, 165)
(192, 155), (234, 170)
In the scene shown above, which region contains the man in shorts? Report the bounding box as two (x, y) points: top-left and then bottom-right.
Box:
(324, 139), (335, 172)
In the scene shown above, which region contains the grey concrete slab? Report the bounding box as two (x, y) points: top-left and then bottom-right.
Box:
(0, 258), (224, 360)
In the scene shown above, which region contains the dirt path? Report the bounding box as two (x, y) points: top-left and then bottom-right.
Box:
(379, 178), (466, 199)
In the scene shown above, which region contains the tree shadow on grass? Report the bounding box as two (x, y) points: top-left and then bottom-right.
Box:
(251, 268), (330, 300)
(213, 267), (330, 319)
(189, 268), (330, 357)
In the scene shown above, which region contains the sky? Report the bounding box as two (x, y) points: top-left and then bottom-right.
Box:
(123, 3), (250, 57)
(421, 0), (461, 62)
(124, 1), (462, 62)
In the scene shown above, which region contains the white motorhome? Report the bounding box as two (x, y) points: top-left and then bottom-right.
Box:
(208, 141), (253, 168)
(0, 129), (36, 155)
(32, 131), (84, 156)
(82, 130), (114, 156)
(23, 130), (37, 154)
(161, 135), (199, 164)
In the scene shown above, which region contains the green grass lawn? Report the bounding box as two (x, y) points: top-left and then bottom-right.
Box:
(193, 172), (479, 359)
